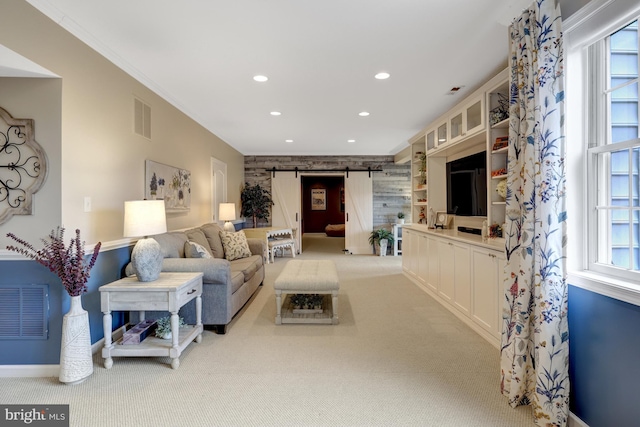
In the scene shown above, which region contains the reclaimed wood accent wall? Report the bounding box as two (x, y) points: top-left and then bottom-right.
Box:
(244, 155), (411, 229)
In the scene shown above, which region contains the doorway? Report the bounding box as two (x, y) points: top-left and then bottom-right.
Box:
(301, 176), (345, 233)
(211, 157), (227, 224)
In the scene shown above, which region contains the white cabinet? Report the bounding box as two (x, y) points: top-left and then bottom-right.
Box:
(427, 236), (439, 293)
(437, 239), (470, 313)
(447, 95), (485, 145)
(417, 233), (429, 286)
(402, 226), (504, 348)
(453, 244), (471, 315)
(438, 240), (455, 303)
(471, 246), (505, 339)
(426, 128), (436, 151)
(402, 229), (418, 278)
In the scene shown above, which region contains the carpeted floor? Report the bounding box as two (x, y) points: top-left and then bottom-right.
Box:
(0, 234), (533, 426)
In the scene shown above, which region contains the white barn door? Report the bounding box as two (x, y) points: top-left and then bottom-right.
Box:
(271, 172), (301, 252)
(344, 173), (373, 254)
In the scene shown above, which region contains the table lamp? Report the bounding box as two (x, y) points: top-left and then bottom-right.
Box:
(124, 200), (167, 282)
(219, 203), (236, 232)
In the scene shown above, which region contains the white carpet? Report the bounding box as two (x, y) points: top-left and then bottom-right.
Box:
(0, 234), (533, 426)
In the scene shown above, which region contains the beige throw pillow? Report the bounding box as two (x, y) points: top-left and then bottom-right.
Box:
(219, 230), (252, 261)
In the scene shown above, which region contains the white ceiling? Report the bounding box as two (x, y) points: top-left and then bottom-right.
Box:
(24, 0), (584, 156)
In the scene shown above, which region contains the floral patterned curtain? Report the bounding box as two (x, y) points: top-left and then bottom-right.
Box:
(500, 1), (569, 426)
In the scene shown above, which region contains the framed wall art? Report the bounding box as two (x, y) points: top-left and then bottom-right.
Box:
(145, 160), (191, 212)
(311, 188), (326, 211)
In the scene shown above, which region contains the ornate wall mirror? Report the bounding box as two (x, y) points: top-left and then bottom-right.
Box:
(0, 107), (48, 225)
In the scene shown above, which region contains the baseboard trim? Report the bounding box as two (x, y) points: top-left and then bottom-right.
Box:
(0, 326), (127, 378)
(0, 364), (59, 378)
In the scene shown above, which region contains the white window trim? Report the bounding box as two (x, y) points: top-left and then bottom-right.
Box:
(566, 0), (640, 307)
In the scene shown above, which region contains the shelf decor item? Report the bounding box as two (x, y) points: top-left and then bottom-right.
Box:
(496, 179), (508, 200)
(6, 227), (101, 384)
(396, 212), (405, 224)
(155, 316), (185, 340)
(489, 93), (509, 126)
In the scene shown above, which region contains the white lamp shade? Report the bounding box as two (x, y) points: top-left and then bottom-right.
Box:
(124, 200), (167, 238)
(219, 203), (236, 221)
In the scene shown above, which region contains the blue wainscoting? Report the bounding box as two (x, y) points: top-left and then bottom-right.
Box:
(568, 285), (640, 427)
(0, 246), (131, 365)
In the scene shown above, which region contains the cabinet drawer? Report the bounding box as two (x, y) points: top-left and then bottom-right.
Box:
(176, 280), (202, 306)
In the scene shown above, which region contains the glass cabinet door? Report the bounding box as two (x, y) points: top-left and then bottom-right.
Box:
(465, 99), (483, 133)
(437, 122), (447, 146)
(426, 129), (436, 150)
(450, 112), (463, 140)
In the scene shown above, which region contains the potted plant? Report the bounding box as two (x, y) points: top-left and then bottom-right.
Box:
(6, 227), (101, 384)
(241, 182), (273, 228)
(155, 316), (185, 340)
(396, 212), (405, 224)
(368, 228), (394, 256)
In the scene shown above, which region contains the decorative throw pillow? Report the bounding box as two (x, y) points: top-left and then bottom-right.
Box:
(184, 241), (213, 259)
(219, 230), (252, 261)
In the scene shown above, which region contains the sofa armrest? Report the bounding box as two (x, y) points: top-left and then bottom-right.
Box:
(246, 238), (266, 258)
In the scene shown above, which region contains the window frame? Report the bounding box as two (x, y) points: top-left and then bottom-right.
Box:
(566, 0), (640, 306)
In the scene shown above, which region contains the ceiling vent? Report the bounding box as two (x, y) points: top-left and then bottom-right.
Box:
(134, 97), (151, 139)
(447, 86), (465, 95)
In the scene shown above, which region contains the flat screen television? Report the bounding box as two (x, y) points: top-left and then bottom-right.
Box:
(446, 151), (487, 217)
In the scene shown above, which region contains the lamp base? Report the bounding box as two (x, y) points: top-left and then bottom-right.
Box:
(131, 237), (163, 282)
(223, 221), (236, 232)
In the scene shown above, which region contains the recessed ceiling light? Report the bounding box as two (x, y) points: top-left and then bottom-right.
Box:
(253, 75), (268, 82)
(285, 139), (293, 143)
(270, 111), (281, 116)
(375, 72), (390, 80)
(359, 112), (370, 117)
(347, 139), (356, 143)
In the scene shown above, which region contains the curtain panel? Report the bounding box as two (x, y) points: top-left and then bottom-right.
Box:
(500, 0), (569, 426)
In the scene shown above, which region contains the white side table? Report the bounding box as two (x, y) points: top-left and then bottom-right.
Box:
(100, 272), (203, 369)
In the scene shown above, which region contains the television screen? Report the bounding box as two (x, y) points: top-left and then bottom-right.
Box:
(446, 151), (487, 217)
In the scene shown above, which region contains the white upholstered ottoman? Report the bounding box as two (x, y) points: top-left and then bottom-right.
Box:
(274, 260), (339, 325)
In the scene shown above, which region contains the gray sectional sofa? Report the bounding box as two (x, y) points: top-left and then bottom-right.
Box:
(125, 223), (265, 334)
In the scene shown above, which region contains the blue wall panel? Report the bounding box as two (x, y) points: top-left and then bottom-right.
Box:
(569, 285), (640, 427)
(0, 246), (131, 365)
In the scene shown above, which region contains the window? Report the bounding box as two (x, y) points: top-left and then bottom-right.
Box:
(587, 20), (640, 281)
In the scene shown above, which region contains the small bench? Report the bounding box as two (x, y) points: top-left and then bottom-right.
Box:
(273, 260), (339, 325)
(268, 237), (296, 263)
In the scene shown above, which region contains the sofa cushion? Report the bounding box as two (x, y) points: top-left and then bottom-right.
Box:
(230, 271), (245, 294)
(230, 254), (261, 282)
(184, 241), (213, 259)
(185, 228), (213, 257)
(152, 232), (188, 258)
(200, 223), (225, 259)
(220, 230), (252, 261)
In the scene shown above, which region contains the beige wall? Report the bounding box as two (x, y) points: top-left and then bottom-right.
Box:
(0, 1), (244, 247)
